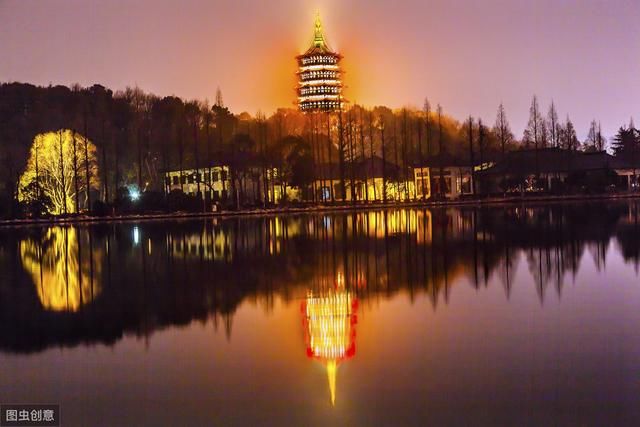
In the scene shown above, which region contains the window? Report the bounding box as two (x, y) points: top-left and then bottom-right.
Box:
(180, 176), (186, 184)
(172, 176), (179, 185)
(460, 175), (472, 194)
(188, 174), (195, 184)
(321, 187), (331, 201)
(213, 171), (220, 182)
(416, 178), (430, 197)
(205, 172), (211, 182)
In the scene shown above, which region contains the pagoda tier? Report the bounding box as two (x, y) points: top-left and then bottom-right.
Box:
(296, 14), (346, 112)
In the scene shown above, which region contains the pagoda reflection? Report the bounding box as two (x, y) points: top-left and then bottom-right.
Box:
(301, 281), (358, 405)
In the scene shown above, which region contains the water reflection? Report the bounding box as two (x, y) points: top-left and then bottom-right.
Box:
(0, 201), (639, 354)
(19, 226), (102, 312)
(302, 285), (357, 405)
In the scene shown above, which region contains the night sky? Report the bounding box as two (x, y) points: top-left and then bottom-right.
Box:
(1, 0), (639, 139)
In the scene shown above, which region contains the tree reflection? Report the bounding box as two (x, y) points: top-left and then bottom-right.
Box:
(20, 226), (102, 311)
(1, 201), (640, 353)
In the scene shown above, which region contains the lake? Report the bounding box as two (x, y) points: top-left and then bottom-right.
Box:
(2, 201), (640, 425)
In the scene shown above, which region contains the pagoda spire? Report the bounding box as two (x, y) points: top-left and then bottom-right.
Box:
(326, 360), (337, 406)
(313, 12), (325, 48)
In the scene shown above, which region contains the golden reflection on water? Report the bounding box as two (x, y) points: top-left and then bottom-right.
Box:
(302, 286), (358, 406)
(20, 227), (102, 312)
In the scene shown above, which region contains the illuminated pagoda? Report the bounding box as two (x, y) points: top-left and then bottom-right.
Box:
(301, 285), (358, 405)
(296, 13), (345, 112)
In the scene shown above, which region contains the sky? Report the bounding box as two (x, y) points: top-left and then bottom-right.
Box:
(1, 0), (639, 139)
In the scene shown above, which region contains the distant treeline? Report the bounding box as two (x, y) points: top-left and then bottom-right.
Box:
(0, 82), (636, 217)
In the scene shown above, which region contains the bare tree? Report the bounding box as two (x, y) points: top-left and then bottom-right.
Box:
(437, 104), (445, 198)
(597, 122), (605, 152)
(368, 110), (377, 201)
(467, 116), (474, 194)
(525, 95), (544, 147)
(562, 116), (579, 151)
(424, 98), (432, 159)
(525, 95), (543, 176)
(493, 103), (513, 160)
(493, 105), (514, 193)
(586, 119), (606, 152)
(547, 101), (559, 148)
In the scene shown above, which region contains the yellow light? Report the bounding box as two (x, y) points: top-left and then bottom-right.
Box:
(327, 359), (337, 406)
(18, 129), (100, 215)
(303, 288), (357, 405)
(19, 227), (103, 311)
(299, 64), (339, 72)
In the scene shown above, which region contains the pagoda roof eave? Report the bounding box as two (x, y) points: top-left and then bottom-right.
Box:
(296, 48), (342, 59)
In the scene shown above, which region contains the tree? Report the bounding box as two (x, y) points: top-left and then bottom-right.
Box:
(611, 124), (639, 160)
(524, 95), (544, 177)
(437, 104), (445, 198)
(227, 132), (255, 207)
(597, 122), (605, 152)
(423, 97), (432, 158)
(493, 103), (513, 160)
(524, 95), (544, 149)
(19, 179), (53, 217)
(560, 116), (579, 151)
(467, 116), (474, 193)
(18, 130), (100, 215)
(272, 135), (312, 199)
(585, 120), (606, 152)
(547, 102), (559, 148)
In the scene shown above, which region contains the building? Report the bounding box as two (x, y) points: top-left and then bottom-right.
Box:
(476, 148), (632, 192)
(313, 155), (415, 202)
(311, 154), (476, 202)
(164, 164), (299, 206)
(414, 153), (474, 199)
(296, 13), (345, 112)
(165, 165), (231, 201)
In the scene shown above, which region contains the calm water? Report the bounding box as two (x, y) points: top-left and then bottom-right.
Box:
(2, 202), (640, 426)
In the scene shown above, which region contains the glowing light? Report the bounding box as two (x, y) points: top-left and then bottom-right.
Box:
(19, 227), (103, 311)
(129, 186), (141, 201)
(299, 64), (339, 72)
(326, 360), (337, 406)
(296, 13), (345, 112)
(133, 226), (140, 245)
(18, 129), (100, 215)
(302, 287), (357, 405)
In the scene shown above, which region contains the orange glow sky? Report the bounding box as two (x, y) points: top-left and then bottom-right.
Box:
(1, 0), (639, 139)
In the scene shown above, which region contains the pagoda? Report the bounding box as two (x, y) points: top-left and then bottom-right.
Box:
(296, 13), (345, 112)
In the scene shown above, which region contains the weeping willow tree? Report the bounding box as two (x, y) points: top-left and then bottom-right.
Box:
(19, 129), (100, 214)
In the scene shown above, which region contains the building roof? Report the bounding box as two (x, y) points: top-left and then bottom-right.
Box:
(413, 151), (474, 168)
(477, 148), (621, 176)
(299, 13), (339, 57)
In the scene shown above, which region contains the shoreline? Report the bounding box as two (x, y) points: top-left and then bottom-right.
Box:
(1, 192), (639, 228)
